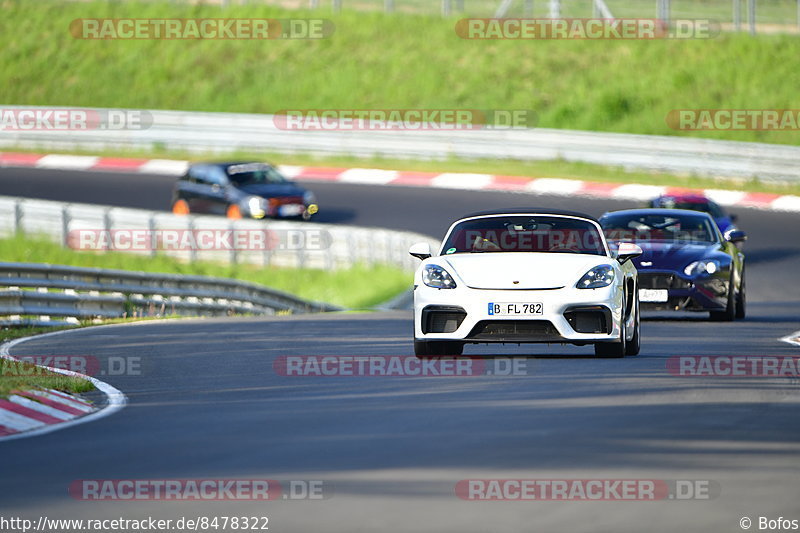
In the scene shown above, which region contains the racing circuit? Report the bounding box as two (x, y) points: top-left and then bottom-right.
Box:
(1, 165), (799, 532)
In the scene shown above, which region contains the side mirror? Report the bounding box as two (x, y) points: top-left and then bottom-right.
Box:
(615, 242), (643, 264)
(409, 242), (432, 260)
(726, 230), (747, 243)
(730, 214), (738, 223)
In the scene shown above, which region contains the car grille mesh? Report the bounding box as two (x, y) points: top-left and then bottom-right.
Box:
(467, 320), (561, 341)
(638, 272), (691, 290)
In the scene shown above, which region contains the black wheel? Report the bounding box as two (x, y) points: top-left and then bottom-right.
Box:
(595, 312), (626, 358)
(710, 271), (736, 322)
(414, 340), (463, 357)
(625, 292), (641, 356)
(735, 268), (746, 319)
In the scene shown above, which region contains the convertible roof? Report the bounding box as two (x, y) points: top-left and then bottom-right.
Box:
(458, 208), (600, 223)
(601, 208), (715, 219)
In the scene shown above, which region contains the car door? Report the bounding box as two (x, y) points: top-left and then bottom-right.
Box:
(184, 166), (228, 214)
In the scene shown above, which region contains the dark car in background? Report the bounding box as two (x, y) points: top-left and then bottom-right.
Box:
(171, 162), (318, 220)
(648, 193), (738, 237)
(600, 208), (747, 321)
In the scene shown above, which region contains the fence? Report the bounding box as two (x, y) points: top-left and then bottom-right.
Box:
(0, 262), (340, 326)
(0, 194), (439, 324)
(207, 0), (800, 34)
(2, 106), (800, 183)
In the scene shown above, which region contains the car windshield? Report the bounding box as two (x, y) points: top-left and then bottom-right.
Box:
(601, 213), (719, 244)
(226, 163), (288, 186)
(440, 215), (606, 256)
(654, 199), (725, 218)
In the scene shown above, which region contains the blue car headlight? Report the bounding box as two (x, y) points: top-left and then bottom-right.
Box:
(577, 264), (615, 289)
(422, 264), (457, 289)
(684, 260), (720, 277)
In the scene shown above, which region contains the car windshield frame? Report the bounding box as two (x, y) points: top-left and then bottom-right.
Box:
(601, 212), (721, 245)
(439, 214), (609, 257)
(225, 163), (289, 187)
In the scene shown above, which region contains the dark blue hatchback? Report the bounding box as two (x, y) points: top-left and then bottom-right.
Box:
(171, 162), (318, 220)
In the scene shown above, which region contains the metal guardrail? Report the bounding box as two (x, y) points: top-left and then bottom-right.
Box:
(0, 195), (437, 324)
(0, 262), (340, 326)
(2, 106), (799, 183)
(0, 195), (437, 273)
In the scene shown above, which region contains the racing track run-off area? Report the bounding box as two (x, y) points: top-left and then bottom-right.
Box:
(1, 162), (799, 532)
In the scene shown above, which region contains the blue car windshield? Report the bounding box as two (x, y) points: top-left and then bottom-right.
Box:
(226, 163), (287, 186)
(601, 213), (719, 244)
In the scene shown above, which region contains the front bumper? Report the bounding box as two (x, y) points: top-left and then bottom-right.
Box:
(637, 270), (729, 311)
(414, 285), (624, 344)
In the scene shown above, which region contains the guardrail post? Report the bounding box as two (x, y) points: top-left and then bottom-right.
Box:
(733, 0), (742, 31)
(14, 199), (22, 237)
(104, 209), (113, 252)
(229, 220), (238, 265)
(187, 216), (197, 263)
(61, 205), (70, 248)
(148, 214), (157, 258)
(748, 0), (756, 34)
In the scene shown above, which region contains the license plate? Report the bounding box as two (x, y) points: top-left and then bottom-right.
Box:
(639, 289), (668, 303)
(278, 204), (304, 217)
(488, 302), (543, 316)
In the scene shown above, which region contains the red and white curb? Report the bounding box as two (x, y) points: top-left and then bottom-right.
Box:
(0, 388), (94, 437)
(2, 151), (799, 213)
(0, 329), (127, 441)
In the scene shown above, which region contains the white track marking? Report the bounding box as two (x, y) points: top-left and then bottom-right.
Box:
(0, 328), (127, 441)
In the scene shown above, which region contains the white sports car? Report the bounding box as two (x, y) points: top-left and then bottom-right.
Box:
(409, 210), (643, 358)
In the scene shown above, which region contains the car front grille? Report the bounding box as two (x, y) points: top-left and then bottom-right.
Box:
(422, 306), (467, 334)
(638, 272), (692, 290)
(564, 306), (612, 334)
(466, 320), (561, 341)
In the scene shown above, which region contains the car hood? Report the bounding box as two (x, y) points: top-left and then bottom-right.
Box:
(633, 242), (721, 271)
(237, 183), (306, 199)
(439, 252), (607, 290)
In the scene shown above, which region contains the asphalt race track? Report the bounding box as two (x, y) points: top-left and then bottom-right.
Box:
(1, 166), (799, 532)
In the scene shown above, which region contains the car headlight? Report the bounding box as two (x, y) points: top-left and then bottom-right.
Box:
(684, 260), (720, 277)
(246, 196), (266, 218)
(576, 264), (615, 289)
(422, 264), (457, 289)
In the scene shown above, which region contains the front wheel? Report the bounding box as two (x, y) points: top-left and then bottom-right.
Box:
(710, 271), (736, 322)
(414, 340), (464, 357)
(625, 292), (641, 356)
(594, 318), (626, 358)
(735, 269), (746, 319)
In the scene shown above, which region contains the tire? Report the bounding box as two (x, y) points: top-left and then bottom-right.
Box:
(625, 292), (641, 356)
(414, 340), (463, 357)
(735, 268), (746, 320)
(710, 271), (736, 322)
(595, 309), (626, 358)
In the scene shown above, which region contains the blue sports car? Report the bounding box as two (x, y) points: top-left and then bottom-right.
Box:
(600, 208), (747, 321)
(648, 193), (738, 237)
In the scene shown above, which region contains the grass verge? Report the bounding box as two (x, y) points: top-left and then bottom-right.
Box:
(1, 1), (799, 147)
